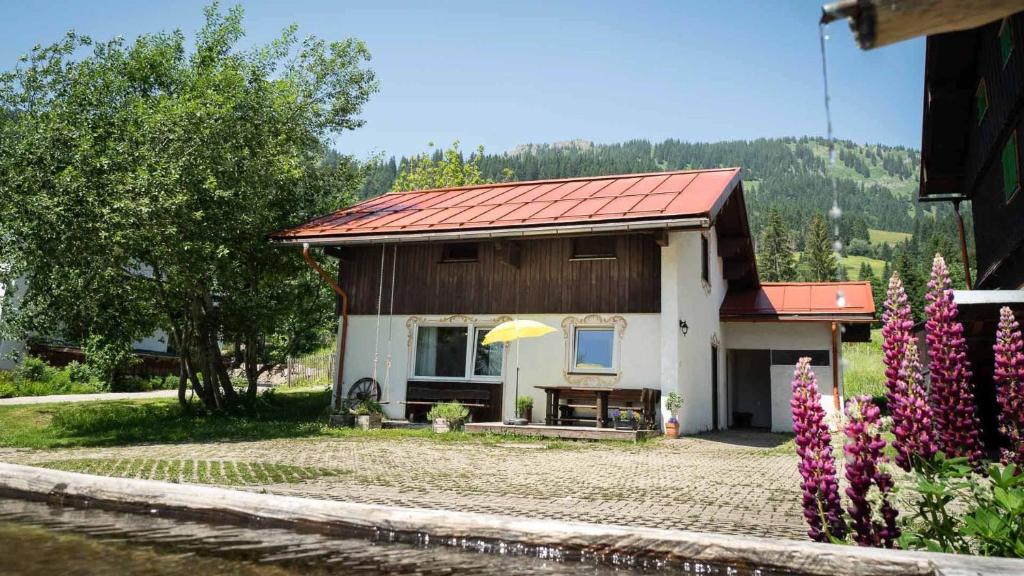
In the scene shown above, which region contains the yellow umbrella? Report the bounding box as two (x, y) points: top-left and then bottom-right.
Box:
(482, 319), (557, 424)
(481, 319), (557, 345)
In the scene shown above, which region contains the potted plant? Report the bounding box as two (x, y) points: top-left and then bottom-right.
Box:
(612, 408), (639, 430)
(427, 401), (470, 433)
(664, 392), (683, 438)
(516, 395), (534, 423)
(352, 399), (384, 430)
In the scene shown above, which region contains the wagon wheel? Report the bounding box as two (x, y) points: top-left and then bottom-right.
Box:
(347, 377), (381, 402)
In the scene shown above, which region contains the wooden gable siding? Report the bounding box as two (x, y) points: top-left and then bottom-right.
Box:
(335, 234), (661, 315)
(964, 14), (1024, 287)
(965, 14), (1024, 195)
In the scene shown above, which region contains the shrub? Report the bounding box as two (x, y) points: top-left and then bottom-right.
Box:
(515, 395), (533, 417)
(427, 401), (469, 423)
(351, 399), (384, 416)
(16, 356), (52, 382)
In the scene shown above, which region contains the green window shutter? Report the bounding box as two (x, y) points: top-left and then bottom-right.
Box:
(1003, 133), (1020, 201)
(1000, 19), (1014, 66)
(977, 80), (989, 124)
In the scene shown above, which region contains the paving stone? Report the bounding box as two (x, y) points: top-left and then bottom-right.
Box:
(1, 431), (812, 539)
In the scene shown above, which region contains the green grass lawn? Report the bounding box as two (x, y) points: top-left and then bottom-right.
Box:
(843, 254), (886, 279)
(868, 229), (911, 246)
(843, 328), (886, 399)
(0, 386), (626, 450)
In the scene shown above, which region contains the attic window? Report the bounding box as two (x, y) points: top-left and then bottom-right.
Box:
(441, 242), (478, 262)
(976, 79), (989, 124)
(1000, 18), (1014, 67)
(571, 236), (616, 260)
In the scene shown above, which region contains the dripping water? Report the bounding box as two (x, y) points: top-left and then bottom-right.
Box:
(819, 22), (846, 308)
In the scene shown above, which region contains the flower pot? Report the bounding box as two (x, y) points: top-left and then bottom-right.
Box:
(433, 418), (464, 433)
(522, 406), (533, 423)
(356, 414), (382, 430)
(329, 413), (354, 428)
(664, 421), (680, 439)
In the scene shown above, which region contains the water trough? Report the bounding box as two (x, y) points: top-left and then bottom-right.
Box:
(0, 462), (1021, 576)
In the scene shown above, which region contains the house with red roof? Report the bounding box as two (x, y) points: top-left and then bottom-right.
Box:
(273, 168), (874, 434)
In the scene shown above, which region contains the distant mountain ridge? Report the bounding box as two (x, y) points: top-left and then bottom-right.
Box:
(360, 136), (923, 239)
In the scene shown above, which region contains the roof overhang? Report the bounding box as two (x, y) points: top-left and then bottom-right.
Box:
(720, 314), (875, 323)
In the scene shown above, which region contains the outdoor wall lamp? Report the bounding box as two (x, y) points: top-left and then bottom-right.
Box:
(679, 320), (689, 336)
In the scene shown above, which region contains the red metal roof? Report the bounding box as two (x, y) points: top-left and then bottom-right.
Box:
(273, 168), (742, 242)
(720, 282), (875, 321)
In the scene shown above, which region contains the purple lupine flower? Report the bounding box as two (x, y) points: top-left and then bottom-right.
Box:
(882, 273), (914, 406)
(890, 339), (937, 471)
(994, 306), (1024, 466)
(925, 254), (984, 464)
(843, 396), (900, 548)
(790, 358), (846, 542)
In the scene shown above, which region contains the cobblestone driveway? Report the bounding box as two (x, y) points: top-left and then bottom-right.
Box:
(1, 431), (808, 539)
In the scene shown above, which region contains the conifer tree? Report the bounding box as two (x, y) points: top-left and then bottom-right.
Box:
(757, 208), (798, 281)
(802, 214), (839, 282)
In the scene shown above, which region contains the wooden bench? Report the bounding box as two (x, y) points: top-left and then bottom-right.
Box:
(404, 381), (500, 423)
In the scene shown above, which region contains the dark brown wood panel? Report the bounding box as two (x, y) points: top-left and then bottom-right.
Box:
(335, 234), (661, 315)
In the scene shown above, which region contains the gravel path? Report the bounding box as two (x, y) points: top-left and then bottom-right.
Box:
(0, 389), (177, 406)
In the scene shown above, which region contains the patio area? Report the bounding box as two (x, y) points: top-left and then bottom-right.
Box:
(0, 430), (808, 539)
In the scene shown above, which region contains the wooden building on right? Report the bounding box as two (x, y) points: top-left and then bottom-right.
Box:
(918, 11), (1024, 289)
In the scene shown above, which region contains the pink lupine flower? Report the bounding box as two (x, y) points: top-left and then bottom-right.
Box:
(994, 306), (1024, 466)
(843, 396), (899, 548)
(925, 254), (984, 464)
(790, 358), (846, 542)
(882, 272), (914, 405)
(890, 339), (937, 471)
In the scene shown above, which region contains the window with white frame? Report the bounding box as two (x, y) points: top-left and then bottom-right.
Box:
(413, 324), (504, 380)
(571, 327), (616, 373)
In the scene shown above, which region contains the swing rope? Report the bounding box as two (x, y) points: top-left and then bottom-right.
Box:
(382, 244), (398, 403)
(370, 243), (386, 396)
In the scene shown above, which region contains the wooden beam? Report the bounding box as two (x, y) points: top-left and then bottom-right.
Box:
(653, 230), (669, 247)
(722, 259), (750, 280)
(494, 240), (521, 268)
(717, 236), (746, 258)
(822, 0), (1024, 50)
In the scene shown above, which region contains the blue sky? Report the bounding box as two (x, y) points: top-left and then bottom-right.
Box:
(0, 0), (925, 160)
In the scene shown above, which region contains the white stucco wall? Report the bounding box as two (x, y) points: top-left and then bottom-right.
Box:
(721, 321), (844, 433)
(338, 313), (662, 421)
(0, 278), (22, 371)
(660, 229), (727, 434)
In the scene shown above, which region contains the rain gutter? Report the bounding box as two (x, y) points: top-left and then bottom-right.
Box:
(302, 243), (348, 412)
(275, 216), (710, 246)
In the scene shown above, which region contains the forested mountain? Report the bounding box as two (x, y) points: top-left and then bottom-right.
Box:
(359, 136), (972, 315)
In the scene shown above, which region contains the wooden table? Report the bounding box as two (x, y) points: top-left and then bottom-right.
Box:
(537, 385), (627, 428)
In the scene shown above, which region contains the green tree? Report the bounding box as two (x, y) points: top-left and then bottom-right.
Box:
(392, 141), (494, 191)
(757, 208), (798, 281)
(0, 4), (377, 409)
(802, 214), (839, 282)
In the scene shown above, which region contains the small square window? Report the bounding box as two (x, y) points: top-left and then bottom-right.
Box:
(976, 79), (989, 124)
(571, 236), (616, 260)
(441, 242), (478, 262)
(1000, 18), (1014, 66)
(572, 328), (615, 373)
(1003, 132), (1020, 202)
